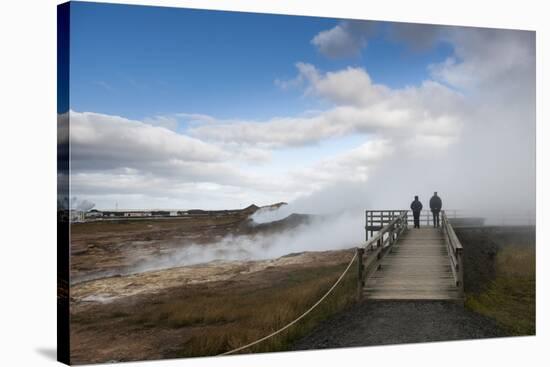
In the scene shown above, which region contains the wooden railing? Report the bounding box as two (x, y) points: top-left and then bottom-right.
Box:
(441, 210), (464, 297)
(365, 210), (406, 240)
(365, 210), (444, 240)
(357, 211), (409, 300)
(359, 209), (464, 300)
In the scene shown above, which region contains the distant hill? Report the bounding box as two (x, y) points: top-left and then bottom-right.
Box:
(242, 202), (288, 215)
(245, 213), (312, 234)
(261, 202), (288, 210)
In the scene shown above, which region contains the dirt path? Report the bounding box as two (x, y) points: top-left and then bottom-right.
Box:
(292, 300), (507, 350)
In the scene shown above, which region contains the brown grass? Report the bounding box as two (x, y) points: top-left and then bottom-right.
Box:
(126, 260), (358, 357)
(71, 215), (244, 236)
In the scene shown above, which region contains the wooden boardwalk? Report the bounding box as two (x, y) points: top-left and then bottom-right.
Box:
(364, 227), (461, 300)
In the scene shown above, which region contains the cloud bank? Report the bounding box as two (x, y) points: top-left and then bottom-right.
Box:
(68, 23), (535, 224)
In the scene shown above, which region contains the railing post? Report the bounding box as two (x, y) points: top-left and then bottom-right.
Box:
(370, 211), (373, 239)
(365, 211), (368, 241)
(426, 210), (429, 226)
(357, 247), (364, 301)
(389, 227), (394, 252)
(457, 248), (464, 298)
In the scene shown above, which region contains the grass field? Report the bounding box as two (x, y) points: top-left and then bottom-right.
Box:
(169, 261), (358, 357)
(70, 251), (358, 363)
(461, 228), (536, 336)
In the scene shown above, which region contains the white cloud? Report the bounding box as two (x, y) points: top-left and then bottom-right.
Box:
(300, 64), (391, 106)
(430, 28), (535, 91)
(67, 25), (535, 217)
(70, 111), (226, 169)
(291, 139), (394, 188)
(190, 64), (463, 153)
(312, 24), (362, 58)
(68, 111), (269, 206)
(311, 20), (441, 57)
(143, 115), (179, 131)
(176, 113), (221, 125)
(311, 20), (376, 58)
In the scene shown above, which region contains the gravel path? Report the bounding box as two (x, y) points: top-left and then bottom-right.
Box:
(292, 300), (506, 350)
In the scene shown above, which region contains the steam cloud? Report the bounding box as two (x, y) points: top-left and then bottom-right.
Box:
(71, 197), (96, 212)
(132, 210), (364, 274)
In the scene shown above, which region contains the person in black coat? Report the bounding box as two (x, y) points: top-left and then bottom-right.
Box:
(410, 195), (423, 228)
(429, 191), (442, 228)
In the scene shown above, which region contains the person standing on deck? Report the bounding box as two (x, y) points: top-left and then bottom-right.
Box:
(410, 196), (423, 228)
(429, 192), (443, 228)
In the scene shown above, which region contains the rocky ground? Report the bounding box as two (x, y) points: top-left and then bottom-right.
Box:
(292, 300), (505, 350)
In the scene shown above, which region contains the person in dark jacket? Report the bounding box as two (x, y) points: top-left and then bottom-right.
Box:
(410, 195), (423, 228)
(429, 191), (442, 228)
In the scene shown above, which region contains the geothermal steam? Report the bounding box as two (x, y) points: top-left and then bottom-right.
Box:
(132, 206), (363, 274)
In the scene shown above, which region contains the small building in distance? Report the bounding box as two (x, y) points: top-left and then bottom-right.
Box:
(85, 209), (103, 219)
(124, 211), (152, 217)
(75, 203), (281, 222)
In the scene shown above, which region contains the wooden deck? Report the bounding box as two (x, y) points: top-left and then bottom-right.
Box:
(363, 227), (461, 300)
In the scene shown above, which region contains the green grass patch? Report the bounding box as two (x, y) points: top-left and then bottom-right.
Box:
(466, 244), (535, 335)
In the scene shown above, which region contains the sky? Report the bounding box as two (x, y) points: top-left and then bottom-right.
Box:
(65, 1), (536, 216)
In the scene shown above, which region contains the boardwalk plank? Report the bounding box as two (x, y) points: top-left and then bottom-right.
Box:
(364, 227), (461, 300)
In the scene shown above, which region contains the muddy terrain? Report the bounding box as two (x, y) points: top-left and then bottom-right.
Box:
(69, 209), (352, 364)
(70, 210), (311, 284)
(70, 248), (354, 364)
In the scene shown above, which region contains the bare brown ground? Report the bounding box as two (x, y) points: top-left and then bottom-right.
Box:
(70, 214), (249, 283)
(70, 250), (354, 364)
(69, 213), (355, 364)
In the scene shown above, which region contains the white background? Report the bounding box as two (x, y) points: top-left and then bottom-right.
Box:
(0, 0), (547, 366)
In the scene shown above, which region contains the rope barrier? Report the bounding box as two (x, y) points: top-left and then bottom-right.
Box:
(219, 250), (358, 356)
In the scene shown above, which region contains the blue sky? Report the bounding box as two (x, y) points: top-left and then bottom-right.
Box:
(65, 2), (535, 212)
(69, 1), (453, 121)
